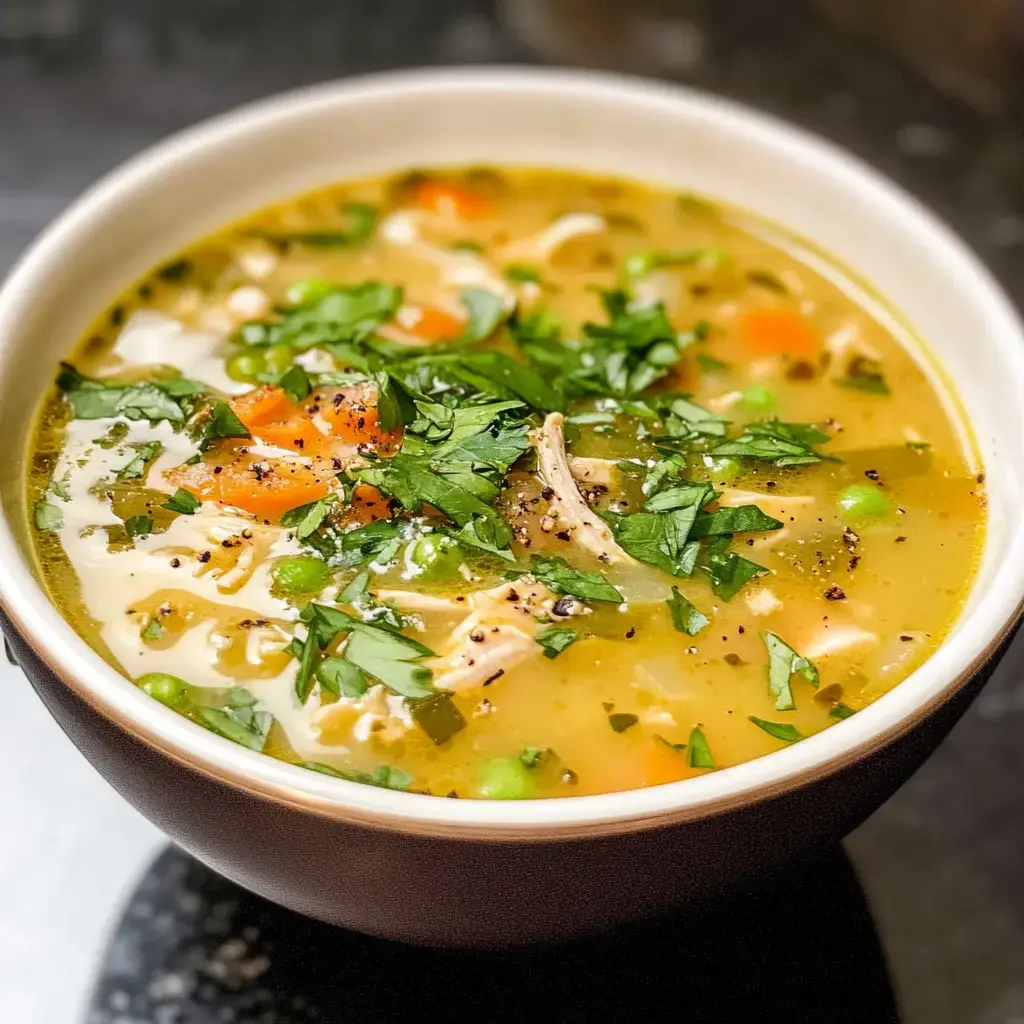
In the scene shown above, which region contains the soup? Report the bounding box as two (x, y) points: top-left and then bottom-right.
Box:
(27, 169), (985, 799)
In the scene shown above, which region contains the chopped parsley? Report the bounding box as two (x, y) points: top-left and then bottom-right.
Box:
(748, 717), (804, 742)
(197, 688), (272, 752)
(666, 586), (709, 636)
(608, 712), (639, 733)
(534, 627), (579, 659)
(300, 760), (413, 791)
(160, 487), (201, 515)
(762, 631), (819, 711)
(523, 554), (624, 604)
(124, 515), (154, 539)
(687, 727), (715, 769)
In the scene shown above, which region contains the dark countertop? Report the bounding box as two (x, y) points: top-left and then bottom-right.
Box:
(1, 3), (1022, 1021)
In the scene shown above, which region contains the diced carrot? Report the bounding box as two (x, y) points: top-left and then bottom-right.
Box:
(404, 304), (465, 343)
(740, 309), (818, 358)
(413, 180), (491, 219)
(169, 459), (333, 521)
(230, 385), (294, 429)
(251, 417), (326, 454)
(319, 386), (398, 447)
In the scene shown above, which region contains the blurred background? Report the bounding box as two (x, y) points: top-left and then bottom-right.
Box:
(1, 2), (1022, 1022)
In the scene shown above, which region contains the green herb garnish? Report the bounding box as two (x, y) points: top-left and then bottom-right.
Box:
(666, 586), (709, 636)
(762, 631), (819, 711)
(534, 627), (579, 659)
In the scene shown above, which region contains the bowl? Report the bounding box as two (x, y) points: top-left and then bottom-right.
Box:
(1, 67), (1022, 946)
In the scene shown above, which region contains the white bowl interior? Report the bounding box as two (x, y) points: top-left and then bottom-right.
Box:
(1, 68), (1022, 836)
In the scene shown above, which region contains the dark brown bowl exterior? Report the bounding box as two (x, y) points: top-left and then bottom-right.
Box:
(4, 607), (1012, 946)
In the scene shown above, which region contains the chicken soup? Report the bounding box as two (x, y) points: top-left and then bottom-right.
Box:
(27, 169), (985, 798)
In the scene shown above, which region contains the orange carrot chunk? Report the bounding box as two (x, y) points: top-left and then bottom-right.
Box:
(413, 180), (491, 219)
(740, 309), (818, 358)
(169, 460), (333, 521)
(230, 385), (294, 429)
(405, 304), (466, 343)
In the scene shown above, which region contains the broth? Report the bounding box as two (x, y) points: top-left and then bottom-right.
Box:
(26, 168), (985, 798)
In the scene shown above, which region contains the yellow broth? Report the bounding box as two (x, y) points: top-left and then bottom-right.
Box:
(26, 169), (985, 799)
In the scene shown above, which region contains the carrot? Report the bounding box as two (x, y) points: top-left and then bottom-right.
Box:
(251, 417), (326, 454)
(170, 459), (333, 520)
(740, 309), (818, 358)
(405, 304), (465, 343)
(230, 385), (293, 429)
(413, 180), (490, 219)
(319, 385), (399, 447)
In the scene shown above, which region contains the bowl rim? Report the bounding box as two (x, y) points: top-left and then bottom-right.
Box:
(1, 65), (1022, 840)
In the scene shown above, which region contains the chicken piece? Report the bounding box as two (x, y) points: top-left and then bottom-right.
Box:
(500, 212), (607, 263)
(427, 623), (540, 693)
(568, 455), (620, 488)
(803, 624), (879, 660)
(424, 578), (572, 692)
(313, 683), (413, 745)
(532, 412), (635, 564)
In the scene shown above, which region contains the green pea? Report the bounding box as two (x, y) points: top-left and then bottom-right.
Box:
(405, 534), (463, 581)
(705, 456), (743, 483)
(472, 757), (535, 800)
(286, 277), (333, 307)
(837, 484), (891, 522)
(225, 349), (267, 382)
(138, 672), (191, 709)
(272, 555), (332, 594)
(740, 383), (777, 413)
(263, 343), (294, 375)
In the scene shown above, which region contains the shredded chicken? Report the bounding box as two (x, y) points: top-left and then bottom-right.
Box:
(425, 579), (572, 692)
(312, 683), (413, 744)
(532, 413), (635, 564)
(569, 455), (620, 488)
(803, 624), (879, 660)
(825, 320), (883, 372)
(500, 212), (606, 263)
(377, 209), (516, 309)
(745, 587), (783, 616)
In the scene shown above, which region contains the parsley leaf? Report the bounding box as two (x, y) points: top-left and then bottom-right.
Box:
(688, 727), (715, 768)
(255, 202), (378, 248)
(605, 506), (700, 577)
(281, 495), (336, 539)
(525, 554), (623, 604)
(199, 401), (250, 450)
(56, 364), (196, 425)
(255, 281), (402, 351)
(316, 656), (369, 698)
(160, 487), (201, 515)
(279, 364), (311, 404)
(34, 499), (63, 532)
(762, 631), (819, 711)
(408, 692), (467, 745)
(343, 628), (435, 700)
(446, 517), (517, 562)
(505, 263), (541, 284)
(830, 703), (857, 720)
(124, 515), (153, 539)
(696, 352), (729, 372)
(690, 504), (783, 538)
(458, 288), (507, 342)
(197, 688), (272, 752)
(116, 441), (164, 481)
(700, 536), (768, 600)
(609, 712), (639, 733)
(837, 356), (890, 396)
(666, 586), (709, 635)
(711, 419), (833, 467)
(300, 760), (413, 791)
(748, 716), (804, 742)
(535, 627), (579, 659)
(142, 619), (163, 640)
(623, 247), (726, 278)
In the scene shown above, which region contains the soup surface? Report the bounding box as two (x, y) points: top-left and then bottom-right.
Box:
(27, 168), (985, 799)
